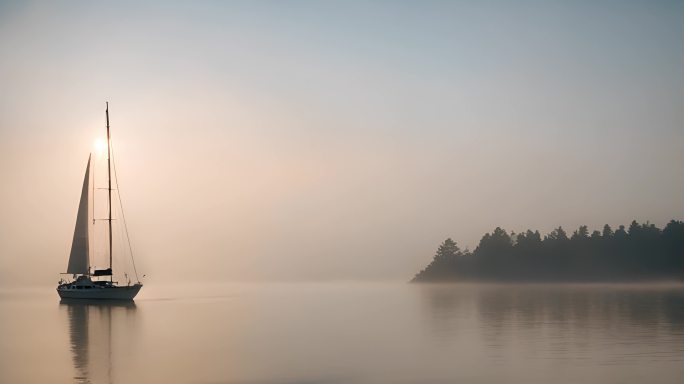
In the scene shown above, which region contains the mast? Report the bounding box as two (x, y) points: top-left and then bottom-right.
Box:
(106, 102), (113, 281)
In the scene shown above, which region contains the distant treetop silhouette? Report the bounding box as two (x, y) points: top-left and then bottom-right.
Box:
(412, 220), (684, 282)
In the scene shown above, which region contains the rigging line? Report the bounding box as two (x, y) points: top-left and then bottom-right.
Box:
(110, 141), (140, 282)
(89, 154), (93, 275)
(92, 153), (95, 225)
(114, 198), (128, 276)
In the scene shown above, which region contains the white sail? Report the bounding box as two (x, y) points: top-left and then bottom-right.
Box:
(67, 155), (91, 275)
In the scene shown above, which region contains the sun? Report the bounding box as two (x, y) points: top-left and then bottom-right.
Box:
(94, 138), (107, 156)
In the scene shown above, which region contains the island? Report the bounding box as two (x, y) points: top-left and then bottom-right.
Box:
(412, 220), (684, 283)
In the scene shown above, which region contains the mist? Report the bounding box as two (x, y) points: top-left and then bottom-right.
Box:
(1, 0), (684, 286)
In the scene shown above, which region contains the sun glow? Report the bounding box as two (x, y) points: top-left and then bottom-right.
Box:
(94, 138), (107, 156)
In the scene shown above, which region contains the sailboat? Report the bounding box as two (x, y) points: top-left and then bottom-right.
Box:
(57, 103), (143, 300)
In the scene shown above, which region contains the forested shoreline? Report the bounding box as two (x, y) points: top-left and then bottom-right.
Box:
(412, 220), (684, 283)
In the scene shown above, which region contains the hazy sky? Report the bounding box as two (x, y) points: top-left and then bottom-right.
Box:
(1, 0), (683, 285)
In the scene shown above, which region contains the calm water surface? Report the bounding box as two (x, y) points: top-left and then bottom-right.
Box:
(1, 283), (683, 383)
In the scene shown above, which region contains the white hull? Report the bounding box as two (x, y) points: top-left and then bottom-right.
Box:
(57, 282), (142, 300)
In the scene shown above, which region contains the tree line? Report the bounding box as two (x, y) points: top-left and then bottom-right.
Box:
(412, 220), (684, 282)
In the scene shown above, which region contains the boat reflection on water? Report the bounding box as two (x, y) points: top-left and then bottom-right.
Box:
(60, 299), (138, 384)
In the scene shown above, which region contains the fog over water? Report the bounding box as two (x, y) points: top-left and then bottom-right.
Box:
(1, 1), (684, 286)
(3, 2), (684, 383)
(2, 283), (684, 384)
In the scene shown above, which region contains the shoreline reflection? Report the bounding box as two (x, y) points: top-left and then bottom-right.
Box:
(420, 284), (684, 362)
